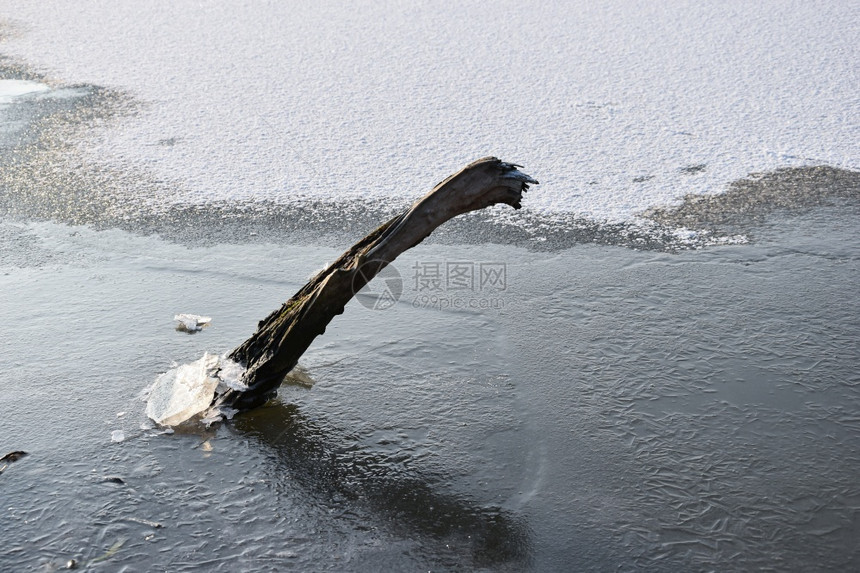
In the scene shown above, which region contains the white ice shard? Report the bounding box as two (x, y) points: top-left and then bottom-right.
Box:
(174, 313), (212, 332)
(146, 353), (250, 427)
(145, 353), (314, 427)
(146, 353), (221, 426)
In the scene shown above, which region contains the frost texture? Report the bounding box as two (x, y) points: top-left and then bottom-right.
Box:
(4, 2), (857, 225)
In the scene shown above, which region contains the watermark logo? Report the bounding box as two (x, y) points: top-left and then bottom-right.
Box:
(412, 261), (507, 292)
(355, 260), (508, 311)
(411, 293), (507, 311)
(353, 260), (403, 310)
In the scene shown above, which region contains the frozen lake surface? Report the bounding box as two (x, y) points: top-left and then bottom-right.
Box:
(0, 1), (857, 223)
(1, 208), (858, 571)
(1, 1), (859, 570)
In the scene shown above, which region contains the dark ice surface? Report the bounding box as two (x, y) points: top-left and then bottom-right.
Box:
(1, 200), (858, 571)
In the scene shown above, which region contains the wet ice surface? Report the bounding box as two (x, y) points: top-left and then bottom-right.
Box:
(508, 207), (860, 570)
(1, 205), (858, 571)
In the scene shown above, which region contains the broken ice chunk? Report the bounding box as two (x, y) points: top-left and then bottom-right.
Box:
(146, 353), (249, 427)
(146, 353), (220, 426)
(111, 430), (126, 443)
(174, 313), (212, 333)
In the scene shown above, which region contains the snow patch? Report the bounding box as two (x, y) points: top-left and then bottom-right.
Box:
(1, 2), (856, 224)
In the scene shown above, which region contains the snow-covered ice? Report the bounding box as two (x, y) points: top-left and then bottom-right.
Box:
(1, 1), (856, 223)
